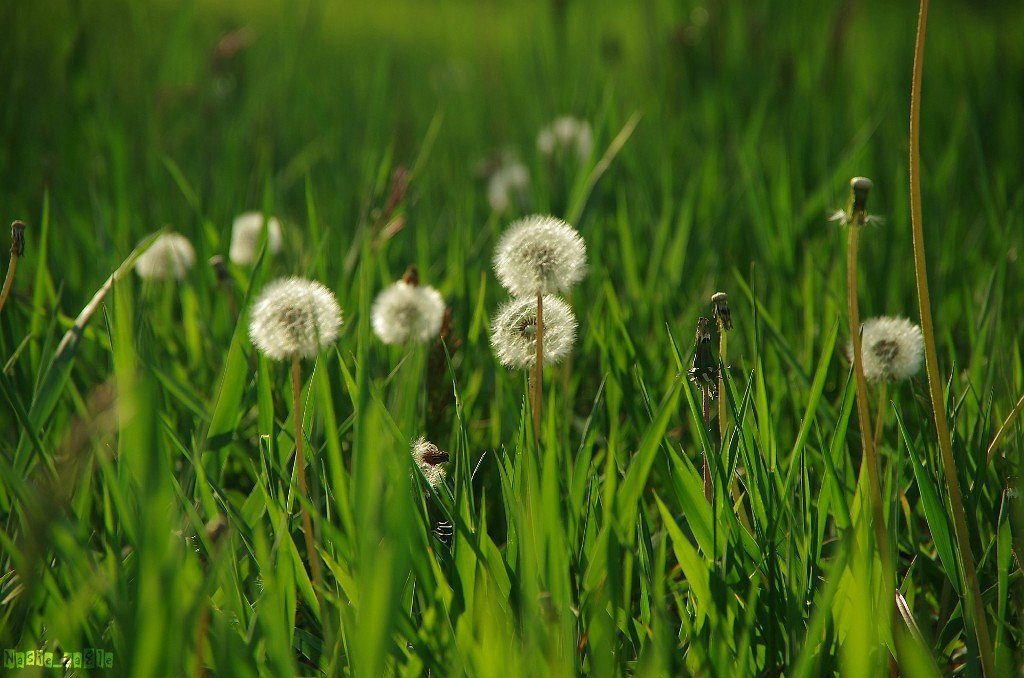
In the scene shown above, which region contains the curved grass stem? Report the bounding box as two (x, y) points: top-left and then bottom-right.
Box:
(908, 1), (995, 672)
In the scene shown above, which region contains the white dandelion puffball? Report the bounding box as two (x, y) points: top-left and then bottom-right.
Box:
(230, 211), (283, 265)
(537, 116), (593, 161)
(134, 232), (196, 280)
(847, 316), (924, 383)
(411, 437), (448, 489)
(490, 295), (577, 369)
(248, 277), (342, 361)
(487, 162), (530, 214)
(372, 280), (446, 345)
(493, 215), (587, 297)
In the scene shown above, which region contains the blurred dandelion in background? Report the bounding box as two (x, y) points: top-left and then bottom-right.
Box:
(487, 160), (530, 214)
(230, 211), (283, 266)
(134, 232), (196, 280)
(537, 116), (593, 163)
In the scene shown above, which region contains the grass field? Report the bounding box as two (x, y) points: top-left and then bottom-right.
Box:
(1, 0), (1022, 674)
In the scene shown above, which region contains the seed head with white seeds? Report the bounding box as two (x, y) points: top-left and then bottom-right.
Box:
(248, 277), (342, 361)
(537, 116), (593, 162)
(487, 161), (530, 214)
(493, 215), (587, 297)
(372, 280), (446, 345)
(490, 295), (577, 369)
(134, 232), (196, 280)
(847, 316), (924, 383)
(230, 212), (283, 266)
(411, 437), (449, 489)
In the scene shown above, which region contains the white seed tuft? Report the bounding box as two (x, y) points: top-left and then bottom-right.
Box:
(411, 437), (448, 489)
(248, 277), (342, 361)
(372, 280), (446, 345)
(490, 295), (577, 369)
(230, 212), (283, 266)
(493, 215), (587, 297)
(134, 232), (196, 280)
(847, 316), (924, 383)
(487, 161), (530, 214)
(537, 116), (593, 162)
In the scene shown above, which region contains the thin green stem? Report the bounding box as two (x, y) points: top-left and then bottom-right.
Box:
(531, 293), (544, 447)
(292, 357), (323, 593)
(702, 388), (712, 503)
(908, 1), (994, 672)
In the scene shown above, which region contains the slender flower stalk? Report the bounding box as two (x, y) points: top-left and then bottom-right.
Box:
(249, 277), (342, 600)
(0, 220), (26, 316)
(908, 1), (994, 671)
(842, 177), (890, 572)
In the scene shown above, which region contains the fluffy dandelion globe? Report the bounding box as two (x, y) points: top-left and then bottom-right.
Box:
(491, 295), (577, 369)
(847, 316), (924, 383)
(372, 280), (446, 345)
(493, 215), (587, 297)
(487, 162), (530, 214)
(248, 277), (342, 361)
(411, 437), (449, 489)
(134, 232), (196, 280)
(537, 116), (593, 161)
(230, 211), (283, 266)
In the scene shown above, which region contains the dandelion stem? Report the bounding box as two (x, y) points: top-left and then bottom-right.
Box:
(292, 356), (322, 592)
(908, 1), (994, 672)
(873, 381), (888, 451)
(701, 388), (713, 503)
(0, 221), (26, 317)
(532, 293), (544, 446)
(846, 191), (896, 665)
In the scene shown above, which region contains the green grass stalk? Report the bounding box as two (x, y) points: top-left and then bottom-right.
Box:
(908, 1), (995, 672)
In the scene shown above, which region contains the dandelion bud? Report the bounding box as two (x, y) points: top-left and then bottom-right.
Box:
(372, 276), (446, 345)
(846, 316), (924, 383)
(11, 221), (25, 257)
(490, 295), (577, 369)
(493, 215), (587, 297)
(688, 316), (718, 397)
(850, 176), (873, 212)
(134, 232), (196, 280)
(248, 277), (342, 361)
(711, 292), (732, 331)
(209, 255), (230, 284)
(411, 437), (448, 489)
(229, 212), (283, 266)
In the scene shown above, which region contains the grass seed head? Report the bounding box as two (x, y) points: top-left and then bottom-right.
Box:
(493, 214), (587, 297)
(134, 232), (196, 280)
(229, 211), (283, 266)
(490, 295), (577, 369)
(248, 276), (342, 361)
(846, 316), (924, 383)
(372, 278), (446, 345)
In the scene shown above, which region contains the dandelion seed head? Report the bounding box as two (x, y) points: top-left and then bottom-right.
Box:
(537, 116), (592, 162)
(411, 437), (448, 489)
(846, 316), (924, 382)
(493, 215), (587, 297)
(248, 277), (342, 361)
(372, 280), (446, 345)
(487, 161), (530, 214)
(230, 212), (283, 266)
(134, 232), (196, 280)
(490, 295), (577, 369)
